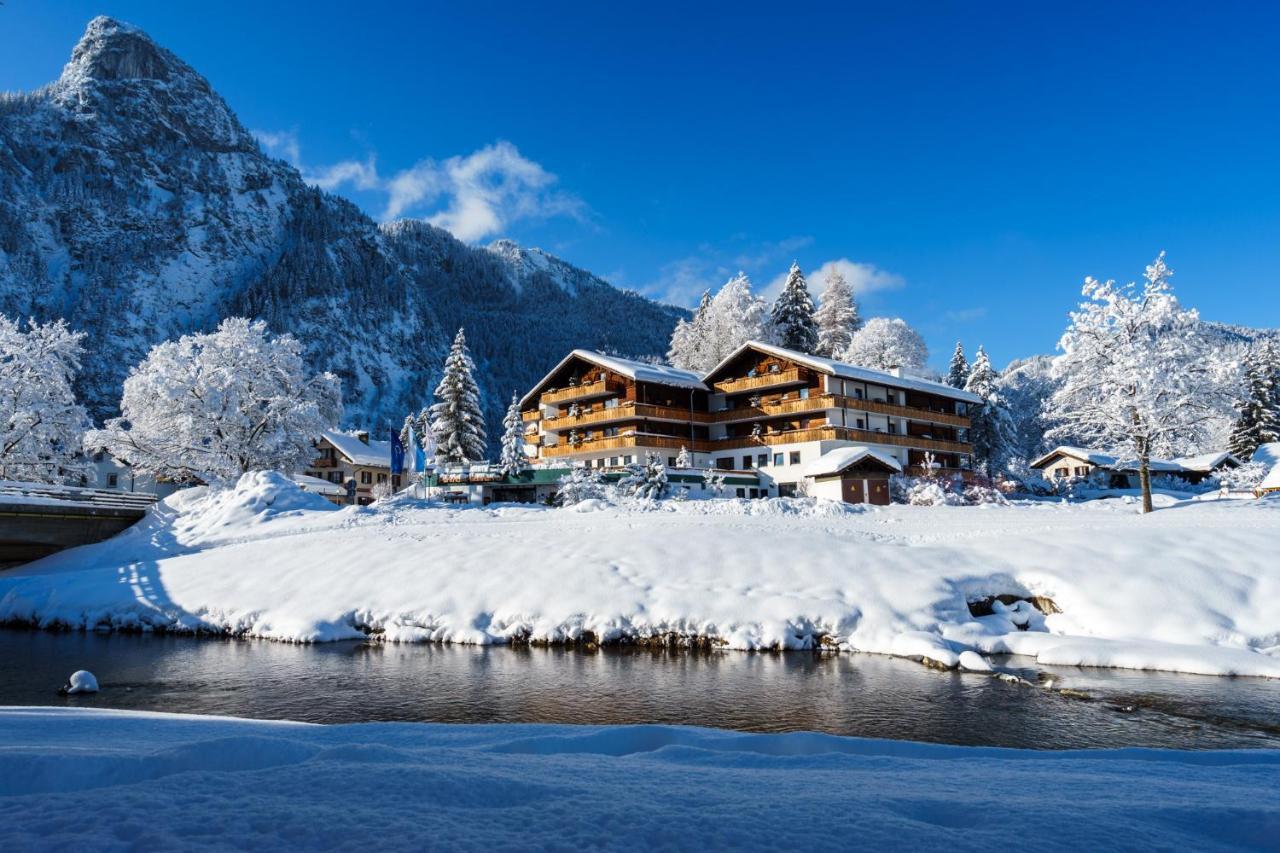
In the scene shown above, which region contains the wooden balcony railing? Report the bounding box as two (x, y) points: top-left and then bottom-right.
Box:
(521, 409), (541, 422)
(711, 393), (969, 428)
(712, 367), (805, 395)
(541, 434), (712, 458)
(313, 458), (337, 468)
(543, 402), (709, 432)
(539, 379), (625, 405)
(712, 425), (971, 455)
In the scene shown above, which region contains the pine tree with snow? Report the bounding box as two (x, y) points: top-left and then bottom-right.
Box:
(813, 268), (861, 357)
(429, 328), (487, 465)
(0, 315), (90, 483)
(947, 342), (969, 389)
(843, 317), (929, 373)
(1043, 253), (1238, 513)
(667, 274), (769, 373)
(674, 445), (693, 468)
(498, 391), (530, 478)
(963, 346), (1017, 476)
(770, 263), (818, 353)
(1227, 338), (1280, 460)
(619, 452), (669, 500)
(91, 317), (342, 483)
(556, 464), (608, 506)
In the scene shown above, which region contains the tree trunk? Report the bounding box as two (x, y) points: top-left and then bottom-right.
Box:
(1139, 456), (1153, 514)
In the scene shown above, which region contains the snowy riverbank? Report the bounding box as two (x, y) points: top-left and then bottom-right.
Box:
(1, 707), (1277, 851)
(1, 472), (1278, 677)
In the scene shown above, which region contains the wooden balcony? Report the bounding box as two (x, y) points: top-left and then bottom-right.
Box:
(313, 458), (337, 468)
(712, 367), (805, 395)
(543, 402), (709, 432)
(710, 393), (969, 428)
(521, 409), (541, 422)
(540, 378), (625, 405)
(541, 434), (712, 458)
(713, 425), (971, 455)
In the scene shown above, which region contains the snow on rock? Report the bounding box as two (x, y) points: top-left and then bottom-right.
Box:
(1, 708), (1278, 851)
(2, 481), (1279, 678)
(957, 651), (992, 672)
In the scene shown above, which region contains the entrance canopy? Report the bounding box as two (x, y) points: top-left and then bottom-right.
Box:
(803, 446), (903, 479)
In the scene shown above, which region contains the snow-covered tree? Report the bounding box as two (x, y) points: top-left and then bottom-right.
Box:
(813, 268), (861, 357)
(964, 346), (1017, 476)
(498, 391), (530, 478)
(1043, 253), (1238, 513)
(91, 318), (342, 483)
(667, 273), (769, 372)
(556, 464), (609, 505)
(1227, 338), (1280, 461)
(842, 317), (929, 373)
(995, 354), (1058, 463)
(429, 328), (487, 465)
(702, 468), (726, 496)
(0, 315), (90, 483)
(770, 263), (818, 353)
(946, 342), (969, 389)
(619, 452), (669, 500)
(674, 445), (693, 468)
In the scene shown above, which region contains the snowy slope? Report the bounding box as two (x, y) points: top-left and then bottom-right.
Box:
(1, 473), (1278, 677)
(0, 708), (1277, 851)
(0, 17), (682, 440)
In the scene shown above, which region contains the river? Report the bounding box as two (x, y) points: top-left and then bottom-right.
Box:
(2, 629), (1277, 750)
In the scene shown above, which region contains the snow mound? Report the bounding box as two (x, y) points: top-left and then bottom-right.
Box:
(2, 708), (1278, 851)
(173, 471), (337, 538)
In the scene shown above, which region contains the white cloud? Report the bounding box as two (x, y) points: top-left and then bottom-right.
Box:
(943, 306), (988, 323)
(251, 132), (584, 243)
(765, 258), (905, 301)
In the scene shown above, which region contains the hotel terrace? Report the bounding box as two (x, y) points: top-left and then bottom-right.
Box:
(519, 341), (982, 498)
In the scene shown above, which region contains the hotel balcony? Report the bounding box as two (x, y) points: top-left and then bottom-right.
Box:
(710, 393), (969, 428)
(539, 378), (626, 406)
(541, 433), (713, 458)
(713, 425), (971, 455)
(711, 367), (806, 395)
(543, 401), (709, 432)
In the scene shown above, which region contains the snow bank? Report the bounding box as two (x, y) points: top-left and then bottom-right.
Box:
(1, 708), (1277, 851)
(2, 478), (1279, 677)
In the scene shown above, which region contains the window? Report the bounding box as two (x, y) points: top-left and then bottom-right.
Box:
(736, 487), (746, 498)
(609, 457), (618, 467)
(603, 427), (619, 437)
(623, 455), (633, 465)
(773, 453), (784, 466)
(93, 451), (105, 463)
(799, 387), (809, 399)
(360, 471), (372, 485)
(749, 488), (760, 498)
(790, 451), (801, 465)
(392, 475), (401, 488)
(376, 473), (387, 483)
(888, 423), (897, 434)
(856, 418), (865, 429)
(107, 473), (118, 488)
(855, 388), (864, 399)
(1075, 466), (1088, 476)
(604, 397), (619, 409)
(1056, 467), (1069, 477)
(328, 472), (342, 484)
(742, 455), (753, 469)
(716, 458), (733, 470)
(778, 484), (797, 498)
(668, 456), (677, 467)
(768, 363), (780, 373)
(757, 454), (768, 468)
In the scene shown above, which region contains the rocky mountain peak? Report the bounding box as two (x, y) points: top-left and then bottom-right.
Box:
(62, 17), (180, 85)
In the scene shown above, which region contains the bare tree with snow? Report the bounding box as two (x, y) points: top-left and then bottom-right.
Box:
(813, 268), (861, 357)
(842, 317), (929, 373)
(1043, 253), (1238, 513)
(0, 315), (90, 483)
(91, 318), (342, 483)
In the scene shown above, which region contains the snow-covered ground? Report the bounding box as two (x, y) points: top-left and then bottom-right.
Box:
(1, 472), (1278, 677)
(0, 707), (1277, 851)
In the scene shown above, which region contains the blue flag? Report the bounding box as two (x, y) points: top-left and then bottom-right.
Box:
(390, 427), (405, 475)
(407, 422), (426, 474)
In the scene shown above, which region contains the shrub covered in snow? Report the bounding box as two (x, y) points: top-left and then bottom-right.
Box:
(906, 480), (967, 506)
(618, 452), (669, 501)
(556, 465), (610, 506)
(963, 483), (1009, 505)
(1212, 461), (1268, 493)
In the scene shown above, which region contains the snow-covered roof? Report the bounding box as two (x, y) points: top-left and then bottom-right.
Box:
(705, 341), (983, 404)
(1170, 452), (1240, 472)
(1259, 463), (1280, 493)
(290, 473), (345, 496)
(1031, 445), (1228, 474)
(320, 430), (392, 468)
(802, 446), (903, 478)
(520, 350), (707, 407)
(1252, 442), (1280, 469)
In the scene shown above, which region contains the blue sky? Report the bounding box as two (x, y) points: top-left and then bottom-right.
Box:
(4, 2), (1279, 369)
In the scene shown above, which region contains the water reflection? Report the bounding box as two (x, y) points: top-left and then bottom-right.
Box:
(1, 630), (1276, 750)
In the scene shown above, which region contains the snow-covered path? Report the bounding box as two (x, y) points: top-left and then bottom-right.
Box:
(0, 707), (1277, 851)
(1, 473), (1278, 677)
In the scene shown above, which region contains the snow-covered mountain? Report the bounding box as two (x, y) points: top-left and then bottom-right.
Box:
(0, 17), (682, 443)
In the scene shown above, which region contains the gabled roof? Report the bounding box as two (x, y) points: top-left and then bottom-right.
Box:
(1259, 463), (1280, 493)
(520, 350), (707, 407)
(704, 341), (983, 404)
(290, 472), (346, 496)
(1171, 452), (1241, 472)
(321, 430), (392, 468)
(1252, 442), (1280, 469)
(1029, 446), (1120, 470)
(802, 446), (904, 478)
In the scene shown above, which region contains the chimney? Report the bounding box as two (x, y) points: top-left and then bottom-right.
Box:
(356, 431), (369, 445)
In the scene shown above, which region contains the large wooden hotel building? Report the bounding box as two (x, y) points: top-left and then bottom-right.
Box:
(519, 341), (981, 498)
